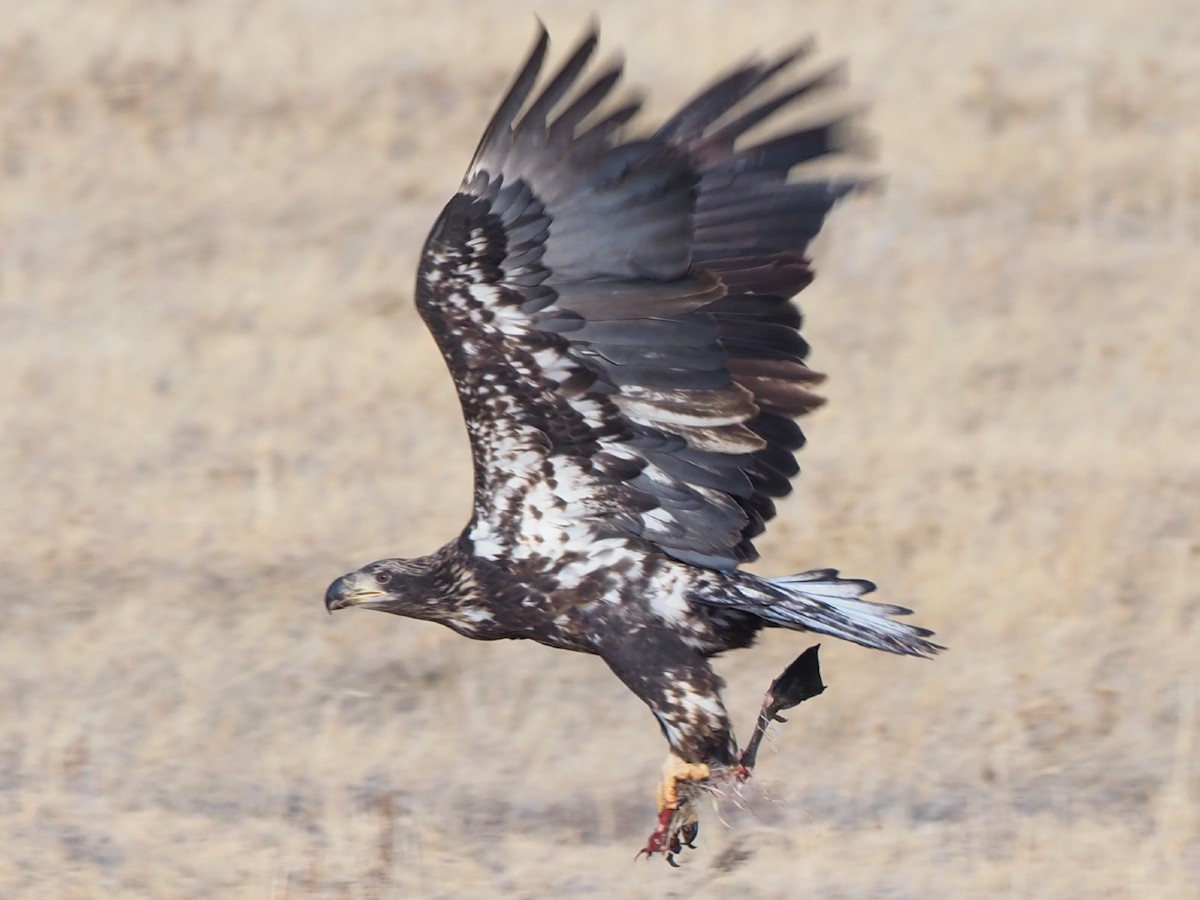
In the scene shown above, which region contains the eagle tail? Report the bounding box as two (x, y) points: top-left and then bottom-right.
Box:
(756, 569), (942, 657)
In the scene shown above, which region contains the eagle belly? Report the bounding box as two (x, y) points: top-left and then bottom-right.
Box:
(462, 527), (762, 658)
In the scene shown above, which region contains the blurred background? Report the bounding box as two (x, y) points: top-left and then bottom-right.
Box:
(2, 1), (1197, 896)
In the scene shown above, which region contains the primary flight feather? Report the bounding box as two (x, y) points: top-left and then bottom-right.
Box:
(325, 26), (939, 862)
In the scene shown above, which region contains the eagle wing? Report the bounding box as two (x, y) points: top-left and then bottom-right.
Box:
(415, 28), (866, 570)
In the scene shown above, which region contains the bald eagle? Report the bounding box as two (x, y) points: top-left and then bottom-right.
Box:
(325, 26), (939, 862)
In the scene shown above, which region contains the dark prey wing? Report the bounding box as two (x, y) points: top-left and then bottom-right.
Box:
(415, 27), (867, 569)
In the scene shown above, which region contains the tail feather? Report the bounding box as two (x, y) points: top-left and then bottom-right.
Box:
(757, 569), (942, 657)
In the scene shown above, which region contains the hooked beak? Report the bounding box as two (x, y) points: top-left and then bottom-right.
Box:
(324, 571), (386, 613)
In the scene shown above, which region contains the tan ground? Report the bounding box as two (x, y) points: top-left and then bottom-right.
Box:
(3, 1), (1197, 897)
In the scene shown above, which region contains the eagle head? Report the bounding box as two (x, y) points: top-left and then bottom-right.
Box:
(324, 558), (436, 615)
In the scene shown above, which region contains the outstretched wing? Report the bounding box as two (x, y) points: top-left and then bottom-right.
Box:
(416, 27), (867, 570)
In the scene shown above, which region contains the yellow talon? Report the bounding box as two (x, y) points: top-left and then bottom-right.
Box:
(656, 754), (712, 812)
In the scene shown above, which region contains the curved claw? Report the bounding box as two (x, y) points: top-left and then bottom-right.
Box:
(665, 820), (700, 865)
(679, 821), (699, 848)
(638, 800), (703, 864)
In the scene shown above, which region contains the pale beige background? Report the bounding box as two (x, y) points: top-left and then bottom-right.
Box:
(2, 1), (1197, 897)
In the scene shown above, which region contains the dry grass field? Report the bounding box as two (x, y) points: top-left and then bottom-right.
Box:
(3, 1), (1198, 896)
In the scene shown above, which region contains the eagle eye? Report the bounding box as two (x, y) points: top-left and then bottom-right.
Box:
(373, 571), (391, 586)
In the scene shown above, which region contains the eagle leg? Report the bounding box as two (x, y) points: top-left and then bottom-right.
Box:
(637, 753), (712, 863)
(599, 628), (738, 863)
(657, 754), (711, 812)
(638, 647), (826, 863)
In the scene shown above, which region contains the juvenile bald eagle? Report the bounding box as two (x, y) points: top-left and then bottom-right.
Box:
(325, 27), (939, 861)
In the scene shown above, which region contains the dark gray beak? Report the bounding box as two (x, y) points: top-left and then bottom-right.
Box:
(324, 576), (351, 613)
(324, 572), (385, 613)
